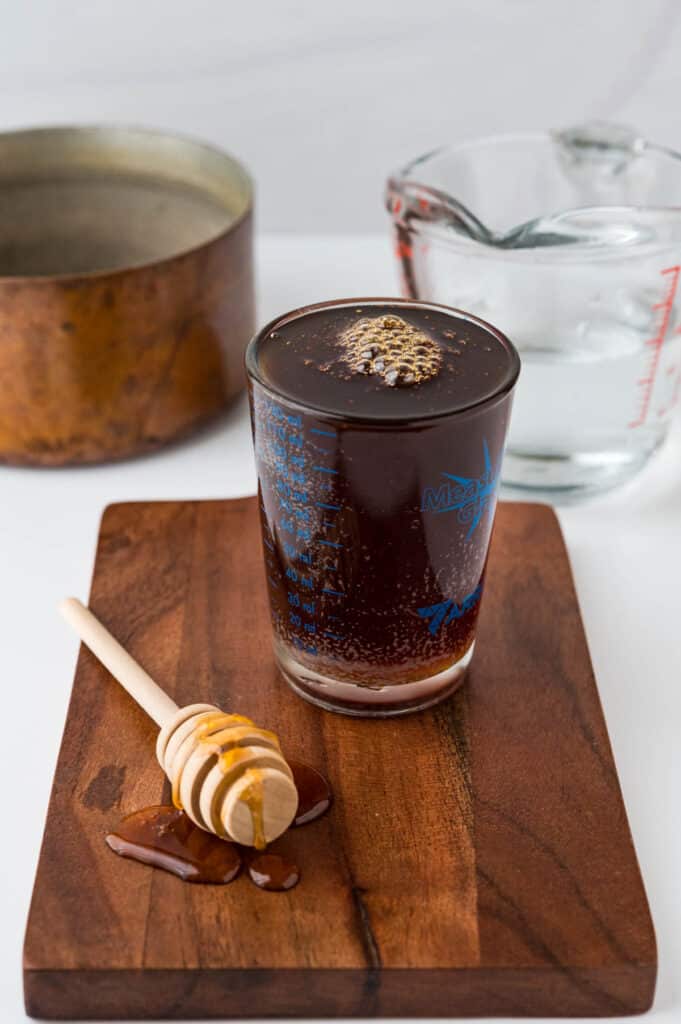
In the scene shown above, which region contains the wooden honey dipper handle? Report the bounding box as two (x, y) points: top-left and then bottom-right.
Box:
(59, 598), (179, 726)
(58, 597), (299, 848)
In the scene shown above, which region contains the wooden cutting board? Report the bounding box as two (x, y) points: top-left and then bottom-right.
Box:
(23, 499), (656, 1019)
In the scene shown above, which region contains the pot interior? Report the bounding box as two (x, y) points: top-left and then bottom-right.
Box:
(0, 125), (252, 277)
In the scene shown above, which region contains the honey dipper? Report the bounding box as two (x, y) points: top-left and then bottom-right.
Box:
(59, 598), (298, 848)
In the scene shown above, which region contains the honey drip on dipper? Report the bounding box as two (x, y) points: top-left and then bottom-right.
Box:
(60, 598), (332, 891)
(158, 705), (293, 848)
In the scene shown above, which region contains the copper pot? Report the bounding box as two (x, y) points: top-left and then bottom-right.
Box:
(0, 125), (254, 465)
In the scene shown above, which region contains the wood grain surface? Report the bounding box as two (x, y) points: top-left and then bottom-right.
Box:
(23, 499), (656, 1018)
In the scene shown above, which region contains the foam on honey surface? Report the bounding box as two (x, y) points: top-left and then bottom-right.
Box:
(339, 315), (441, 386)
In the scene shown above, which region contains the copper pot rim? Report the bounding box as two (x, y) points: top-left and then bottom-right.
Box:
(0, 122), (254, 286)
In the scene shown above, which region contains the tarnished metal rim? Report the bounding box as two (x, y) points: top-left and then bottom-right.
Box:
(0, 123), (253, 283)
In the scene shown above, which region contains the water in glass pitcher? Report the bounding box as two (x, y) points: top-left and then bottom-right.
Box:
(387, 125), (681, 498)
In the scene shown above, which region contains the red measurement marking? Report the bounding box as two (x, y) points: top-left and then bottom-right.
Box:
(629, 265), (681, 428)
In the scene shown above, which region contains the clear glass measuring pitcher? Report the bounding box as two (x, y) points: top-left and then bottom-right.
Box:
(386, 123), (681, 499)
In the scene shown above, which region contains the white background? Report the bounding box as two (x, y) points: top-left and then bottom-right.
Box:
(1, 4), (680, 1024)
(2, 0), (681, 232)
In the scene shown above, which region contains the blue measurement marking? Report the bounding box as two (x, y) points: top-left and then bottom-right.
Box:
(417, 584), (482, 636)
(258, 402), (352, 660)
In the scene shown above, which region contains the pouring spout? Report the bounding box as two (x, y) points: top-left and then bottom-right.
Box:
(386, 177), (494, 244)
(388, 122), (681, 253)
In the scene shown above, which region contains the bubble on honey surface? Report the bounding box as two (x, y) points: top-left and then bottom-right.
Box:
(339, 315), (441, 386)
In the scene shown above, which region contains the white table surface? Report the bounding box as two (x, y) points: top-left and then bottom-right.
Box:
(1, 234), (679, 1023)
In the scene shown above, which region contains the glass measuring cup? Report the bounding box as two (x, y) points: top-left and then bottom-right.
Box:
(246, 298), (519, 717)
(386, 123), (681, 499)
